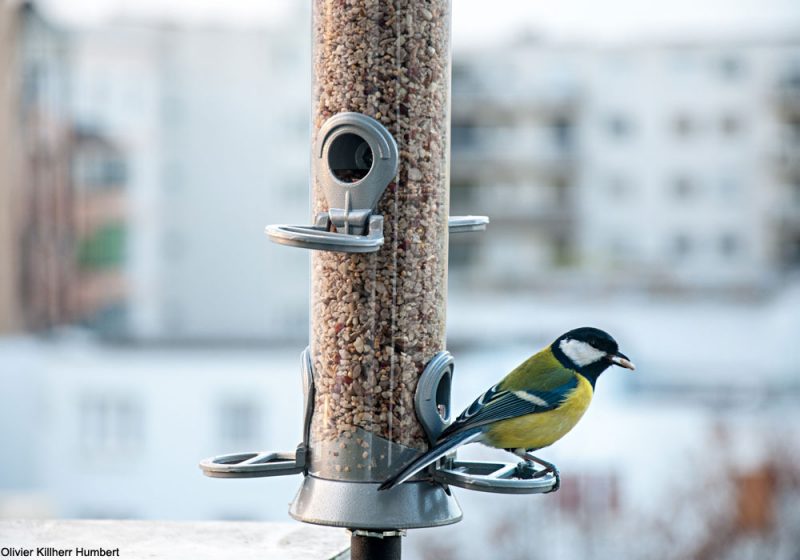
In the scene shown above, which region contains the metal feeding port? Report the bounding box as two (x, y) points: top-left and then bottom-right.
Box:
(265, 112), (489, 252)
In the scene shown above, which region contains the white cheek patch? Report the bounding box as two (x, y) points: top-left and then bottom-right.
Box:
(559, 339), (606, 367)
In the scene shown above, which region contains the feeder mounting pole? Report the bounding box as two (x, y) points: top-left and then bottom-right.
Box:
(350, 530), (403, 560)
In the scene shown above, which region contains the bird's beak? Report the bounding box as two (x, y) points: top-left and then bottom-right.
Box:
(609, 351), (636, 370)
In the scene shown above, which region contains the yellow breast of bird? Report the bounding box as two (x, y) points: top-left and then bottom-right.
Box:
(483, 374), (594, 451)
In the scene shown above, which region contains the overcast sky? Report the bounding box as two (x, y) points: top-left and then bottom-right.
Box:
(41, 0), (800, 46)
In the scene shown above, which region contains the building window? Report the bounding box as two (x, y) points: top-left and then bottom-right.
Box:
(75, 151), (127, 190)
(671, 234), (692, 258)
(22, 63), (42, 105)
(451, 125), (477, 150)
(552, 234), (572, 267)
(718, 56), (744, 80)
(780, 67), (800, 108)
(551, 117), (574, 150)
(719, 233), (740, 258)
(103, 158), (127, 186)
(783, 234), (800, 268)
(451, 61), (477, 92)
(720, 114), (742, 137)
(219, 400), (261, 448)
(787, 120), (800, 144)
(605, 114), (632, 139)
(451, 177), (480, 208)
(673, 114), (695, 138)
(449, 238), (478, 271)
(671, 175), (696, 200)
(552, 176), (570, 206)
(79, 395), (144, 455)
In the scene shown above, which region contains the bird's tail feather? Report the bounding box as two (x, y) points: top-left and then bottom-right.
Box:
(377, 429), (481, 491)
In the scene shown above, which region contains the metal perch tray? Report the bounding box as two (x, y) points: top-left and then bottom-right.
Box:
(200, 448), (305, 479)
(434, 458), (557, 494)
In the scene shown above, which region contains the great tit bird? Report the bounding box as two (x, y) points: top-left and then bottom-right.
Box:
(378, 327), (635, 492)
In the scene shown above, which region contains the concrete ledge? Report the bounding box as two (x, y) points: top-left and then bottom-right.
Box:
(0, 520), (350, 560)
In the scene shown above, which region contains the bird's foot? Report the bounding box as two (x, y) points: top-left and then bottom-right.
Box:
(540, 465), (560, 493)
(514, 450), (560, 493)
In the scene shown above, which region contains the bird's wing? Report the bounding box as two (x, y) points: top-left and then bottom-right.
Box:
(439, 374), (578, 440)
(378, 428), (482, 491)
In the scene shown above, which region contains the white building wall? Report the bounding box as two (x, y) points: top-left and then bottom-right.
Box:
(70, 27), (166, 337)
(69, 11), (311, 342)
(154, 26), (309, 341)
(452, 38), (799, 292)
(450, 45), (582, 289)
(8, 338), (307, 521)
(577, 42), (797, 289)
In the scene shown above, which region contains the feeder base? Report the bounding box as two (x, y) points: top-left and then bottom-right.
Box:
(289, 475), (462, 530)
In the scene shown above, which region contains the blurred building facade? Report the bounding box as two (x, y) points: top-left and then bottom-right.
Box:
(0, 0), (20, 334)
(0, 337), (305, 520)
(70, 128), (128, 332)
(450, 45), (581, 290)
(2, 2), (75, 331)
(775, 59), (800, 269)
(17, 1), (75, 329)
(450, 38), (800, 295)
(1, 7), (800, 558)
(0, 4), (311, 342)
(1, 2), (131, 334)
(3, 4), (800, 343)
(67, 16), (311, 342)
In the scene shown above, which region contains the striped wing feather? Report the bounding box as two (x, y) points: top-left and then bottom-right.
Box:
(439, 351), (578, 440)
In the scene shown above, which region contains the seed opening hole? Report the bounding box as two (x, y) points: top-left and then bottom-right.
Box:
(328, 132), (373, 183)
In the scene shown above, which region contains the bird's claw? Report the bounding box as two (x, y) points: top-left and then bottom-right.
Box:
(515, 460), (560, 493)
(544, 467), (560, 493)
(530, 462), (559, 493)
(512, 451), (560, 493)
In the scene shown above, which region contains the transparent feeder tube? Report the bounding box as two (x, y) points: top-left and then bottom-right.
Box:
(309, 0), (452, 481)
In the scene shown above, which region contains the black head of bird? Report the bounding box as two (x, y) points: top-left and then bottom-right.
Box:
(551, 326), (635, 385)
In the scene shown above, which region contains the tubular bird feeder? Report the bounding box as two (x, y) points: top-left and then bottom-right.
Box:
(201, 1), (555, 557)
